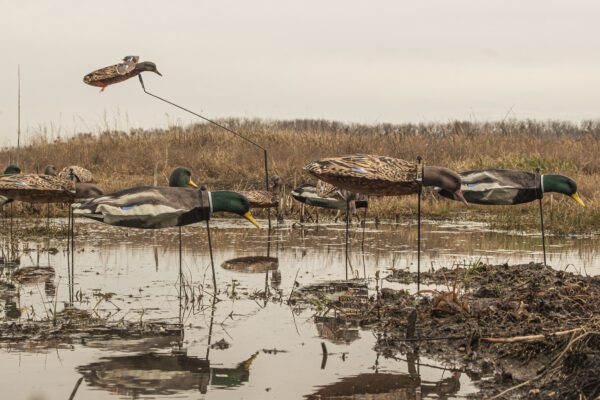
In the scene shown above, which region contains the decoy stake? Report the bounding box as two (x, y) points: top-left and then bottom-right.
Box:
(536, 168), (547, 266)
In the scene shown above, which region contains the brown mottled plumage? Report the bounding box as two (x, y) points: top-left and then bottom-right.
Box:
(304, 154), (421, 196)
(0, 174), (76, 203)
(83, 56), (162, 92)
(240, 176), (284, 209)
(241, 190), (279, 209)
(305, 154), (468, 204)
(57, 166), (94, 183)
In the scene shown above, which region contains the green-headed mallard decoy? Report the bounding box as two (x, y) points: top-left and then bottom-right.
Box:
(168, 166), (198, 189)
(437, 169), (585, 207)
(0, 164), (22, 207)
(73, 187), (259, 229)
(3, 164), (21, 175)
(304, 154), (467, 204)
(291, 181), (368, 221)
(83, 56), (161, 92)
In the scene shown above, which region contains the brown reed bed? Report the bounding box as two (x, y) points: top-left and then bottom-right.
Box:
(1, 118), (598, 234)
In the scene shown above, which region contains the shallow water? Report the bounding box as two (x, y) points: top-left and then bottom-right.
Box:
(0, 217), (598, 400)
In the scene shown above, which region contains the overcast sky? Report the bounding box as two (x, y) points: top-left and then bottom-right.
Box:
(1, 0), (600, 146)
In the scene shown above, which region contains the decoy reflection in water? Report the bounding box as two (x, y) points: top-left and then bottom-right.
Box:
(438, 169), (585, 207)
(83, 55), (162, 92)
(76, 351), (257, 396)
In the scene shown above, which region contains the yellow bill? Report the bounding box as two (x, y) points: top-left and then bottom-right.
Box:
(243, 211), (260, 228)
(188, 178), (199, 188)
(570, 193), (585, 207)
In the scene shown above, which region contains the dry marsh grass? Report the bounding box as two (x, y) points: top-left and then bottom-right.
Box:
(2, 118), (599, 234)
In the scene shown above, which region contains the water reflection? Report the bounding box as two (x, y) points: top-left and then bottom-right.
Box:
(77, 351), (257, 397)
(0, 218), (598, 399)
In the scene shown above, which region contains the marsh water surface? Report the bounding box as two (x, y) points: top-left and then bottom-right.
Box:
(1, 218), (598, 400)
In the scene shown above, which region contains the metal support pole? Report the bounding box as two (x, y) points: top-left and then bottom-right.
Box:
(345, 198), (350, 280)
(178, 226), (183, 330)
(416, 156), (423, 292)
(205, 220), (217, 291)
(536, 168), (547, 266)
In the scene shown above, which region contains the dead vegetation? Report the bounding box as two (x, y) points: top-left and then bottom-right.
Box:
(293, 263), (600, 399)
(1, 118), (598, 233)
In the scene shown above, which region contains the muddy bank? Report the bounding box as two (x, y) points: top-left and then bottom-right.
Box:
(0, 307), (181, 349)
(293, 263), (600, 399)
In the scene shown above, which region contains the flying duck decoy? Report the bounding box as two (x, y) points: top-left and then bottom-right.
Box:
(83, 56), (162, 92)
(437, 169), (585, 207)
(303, 154), (467, 204)
(73, 187), (259, 229)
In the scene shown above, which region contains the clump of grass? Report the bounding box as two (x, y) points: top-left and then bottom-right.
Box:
(1, 118), (598, 234)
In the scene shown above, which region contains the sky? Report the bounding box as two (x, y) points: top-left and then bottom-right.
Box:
(1, 0), (600, 146)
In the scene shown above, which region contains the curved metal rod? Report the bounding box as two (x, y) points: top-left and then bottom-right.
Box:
(138, 75), (272, 229)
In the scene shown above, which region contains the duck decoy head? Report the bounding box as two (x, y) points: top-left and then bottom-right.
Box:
(211, 191), (260, 228)
(136, 61), (162, 76)
(3, 164), (21, 175)
(424, 166), (468, 207)
(542, 174), (585, 207)
(169, 167), (198, 188)
(268, 175), (283, 193)
(44, 165), (57, 176)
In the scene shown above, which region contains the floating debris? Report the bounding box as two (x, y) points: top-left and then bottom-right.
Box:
(12, 266), (55, 284)
(221, 256), (278, 273)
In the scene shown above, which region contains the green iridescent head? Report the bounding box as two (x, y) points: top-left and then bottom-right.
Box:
(3, 164), (21, 175)
(211, 191), (259, 228)
(168, 167), (198, 188)
(542, 174), (585, 206)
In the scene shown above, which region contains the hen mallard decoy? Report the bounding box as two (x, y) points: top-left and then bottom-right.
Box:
(291, 182), (368, 216)
(0, 171), (103, 203)
(0, 174), (76, 203)
(83, 56), (162, 92)
(73, 187), (259, 229)
(437, 169), (585, 206)
(45, 165), (94, 183)
(240, 176), (283, 209)
(304, 154), (468, 204)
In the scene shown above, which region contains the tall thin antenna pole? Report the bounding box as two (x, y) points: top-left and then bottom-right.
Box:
(416, 156), (422, 293)
(17, 65), (21, 164)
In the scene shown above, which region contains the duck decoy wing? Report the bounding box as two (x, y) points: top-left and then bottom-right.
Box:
(242, 190), (279, 209)
(437, 169), (540, 205)
(304, 154), (419, 196)
(115, 56), (139, 75)
(73, 186), (209, 229)
(0, 174), (76, 203)
(58, 166), (94, 183)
